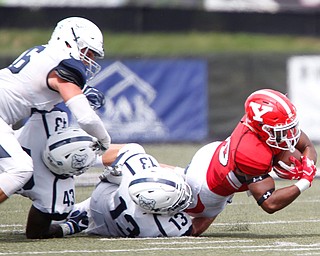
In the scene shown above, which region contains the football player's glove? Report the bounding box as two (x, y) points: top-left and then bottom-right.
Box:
(90, 136), (109, 156)
(273, 159), (303, 180)
(99, 165), (123, 184)
(83, 85), (106, 111)
(67, 210), (89, 234)
(291, 156), (317, 184)
(59, 210), (89, 236)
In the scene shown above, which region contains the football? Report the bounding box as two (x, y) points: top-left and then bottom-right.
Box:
(273, 149), (303, 179)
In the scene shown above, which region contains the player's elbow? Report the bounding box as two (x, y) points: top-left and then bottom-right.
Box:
(260, 201), (278, 214)
(261, 207), (277, 214)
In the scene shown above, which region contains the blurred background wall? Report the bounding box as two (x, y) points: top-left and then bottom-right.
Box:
(2, 1), (320, 34)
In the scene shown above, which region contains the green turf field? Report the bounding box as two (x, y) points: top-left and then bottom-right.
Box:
(1, 180), (320, 256)
(1, 144), (320, 256)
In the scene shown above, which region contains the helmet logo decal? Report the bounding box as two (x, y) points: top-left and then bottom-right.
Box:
(249, 102), (273, 122)
(71, 153), (88, 169)
(138, 195), (156, 211)
(253, 89), (293, 115)
(71, 27), (80, 43)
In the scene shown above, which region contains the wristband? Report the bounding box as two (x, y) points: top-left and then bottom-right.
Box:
(294, 179), (310, 193)
(246, 174), (270, 185)
(257, 188), (275, 206)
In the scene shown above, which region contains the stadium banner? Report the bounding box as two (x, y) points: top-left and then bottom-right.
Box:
(287, 56), (320, 142)
(60, 59), (208, 143)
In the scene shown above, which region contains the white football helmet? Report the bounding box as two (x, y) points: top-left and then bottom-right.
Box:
(48, 17), (104, 80)
(128, 167), (193, 215)
(42, 127), (97, 177)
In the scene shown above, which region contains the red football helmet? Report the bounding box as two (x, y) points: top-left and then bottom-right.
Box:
(244, 89), (301, 152)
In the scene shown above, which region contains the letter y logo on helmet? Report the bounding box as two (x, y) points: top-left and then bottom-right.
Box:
(244, 89), (301, 152)
(249, 101), (273, 122)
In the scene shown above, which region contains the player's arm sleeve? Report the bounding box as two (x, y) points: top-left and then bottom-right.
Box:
(65, 94), (111, 144)
(54, 58), (87, 89)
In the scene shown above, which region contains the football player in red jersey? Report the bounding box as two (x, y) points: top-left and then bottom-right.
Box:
(79, 88), (317, 237)
(183, 89), (317, 236)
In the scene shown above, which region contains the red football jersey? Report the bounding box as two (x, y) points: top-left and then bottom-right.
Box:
(206, 121), (280, 196)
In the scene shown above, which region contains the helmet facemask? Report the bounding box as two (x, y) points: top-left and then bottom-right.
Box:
(79, 48), (101, 80)
(262, 118), (301, 152)
(167, 182), (193, 215)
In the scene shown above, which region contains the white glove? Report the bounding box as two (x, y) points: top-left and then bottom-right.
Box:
(99, 166), (123, 185)
(90, 136), (110, 156)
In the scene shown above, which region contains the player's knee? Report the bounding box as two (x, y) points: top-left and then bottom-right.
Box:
(26, 229), (40, 239)
(14, 165), (34, 184)
(0, 165), (33, 196)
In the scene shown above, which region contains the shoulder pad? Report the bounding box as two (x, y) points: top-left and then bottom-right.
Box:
(54, 58), (87, 89)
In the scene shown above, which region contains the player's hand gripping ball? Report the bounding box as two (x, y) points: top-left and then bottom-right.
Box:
(273, 149), (303, 180)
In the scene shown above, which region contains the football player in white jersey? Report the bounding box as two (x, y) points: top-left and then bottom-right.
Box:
(0, 17), (111, 203)
(15, 87), (105, 239)
(72, 143), (193, 238)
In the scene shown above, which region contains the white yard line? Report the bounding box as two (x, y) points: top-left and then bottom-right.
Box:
(1, 220), (320, 255)
(1, 244), (320, 255)
(0, 237), (320, 255)
(213, 219), (320, 226)
(147, 239), (253, 245)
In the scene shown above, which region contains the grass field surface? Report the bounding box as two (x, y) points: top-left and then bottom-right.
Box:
(1, 144), (320, 256)
(1, 179), (320, 256)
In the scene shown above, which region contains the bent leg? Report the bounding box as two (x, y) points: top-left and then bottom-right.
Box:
(0, 120), (33, 202)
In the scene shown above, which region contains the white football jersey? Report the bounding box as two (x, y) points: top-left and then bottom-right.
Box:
(84, 144), (192, 237)
(0, 44), (79, 125)
(16, 109), (75, 215)
(184, 142), (234, 218)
